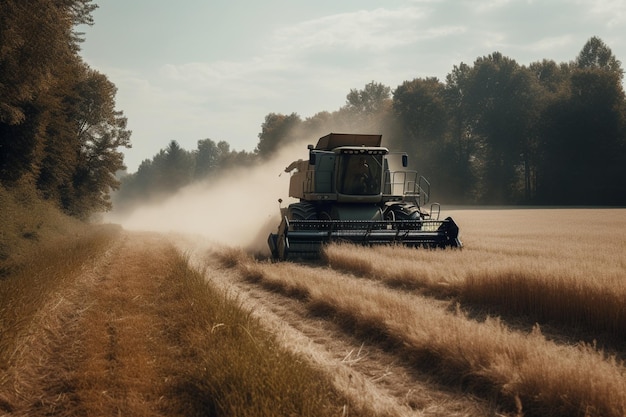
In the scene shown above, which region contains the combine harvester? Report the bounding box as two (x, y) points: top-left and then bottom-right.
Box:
(268, 133), (462, 260)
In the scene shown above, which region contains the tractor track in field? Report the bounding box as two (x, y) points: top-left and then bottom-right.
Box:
(183, 243), (504, 417)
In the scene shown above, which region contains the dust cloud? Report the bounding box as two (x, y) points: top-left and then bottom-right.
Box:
(108, 119), (388, 255)
(107, 143), (307, 256)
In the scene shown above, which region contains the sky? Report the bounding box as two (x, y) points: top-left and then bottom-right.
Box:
(79, 0), (626, 173)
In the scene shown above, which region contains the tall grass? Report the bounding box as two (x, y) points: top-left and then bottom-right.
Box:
(323, 208), (626, 343)
(214, 247), (437, 417)
(223, 255), (626, 417)
(0, 225), (121, 375)
(1, 179), (358, 416)
(216, 208), (626, 417)
(0, 183), (85, 266)
(156, 251), (353, 417)
(0, 183), (124, 413)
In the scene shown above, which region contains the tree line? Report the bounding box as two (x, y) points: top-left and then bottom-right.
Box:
(119, 36), (626, 208)
(2, 1), (624, 217)
(0, 0), (130, 219)
(112, 139), (255, 212)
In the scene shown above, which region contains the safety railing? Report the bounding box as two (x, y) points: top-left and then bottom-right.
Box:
(384, 171), (430, 206)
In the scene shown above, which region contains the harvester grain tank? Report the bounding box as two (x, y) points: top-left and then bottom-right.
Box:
(267, 133), (461, 260)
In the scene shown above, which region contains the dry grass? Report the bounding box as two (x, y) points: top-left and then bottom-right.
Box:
(155, 249), (351, 417)
(4, 201), (623, 416)
(0, 183), (86, 266)
(1, 232), (354, 416)
(232, 259), (626, 416)
(1, 177), (356, 417)
(323, 208), (626, 342)
(214, 247), (417, 417)
(0, 225), (121, 376)
(218, 208), (626, 417)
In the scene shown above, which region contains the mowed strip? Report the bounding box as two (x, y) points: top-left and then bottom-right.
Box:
(75, 232), (169, 416)
(5, 232), (173, 416)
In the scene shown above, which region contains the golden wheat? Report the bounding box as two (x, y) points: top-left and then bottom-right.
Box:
(324, 208), (626, 340)
(234, 257), (625, 416)
(223, 208), (626, 416)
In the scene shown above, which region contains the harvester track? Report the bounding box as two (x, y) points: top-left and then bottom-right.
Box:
(192, 250), (500, 417)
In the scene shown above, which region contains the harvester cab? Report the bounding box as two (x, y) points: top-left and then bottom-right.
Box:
(268, 133), (461, 260)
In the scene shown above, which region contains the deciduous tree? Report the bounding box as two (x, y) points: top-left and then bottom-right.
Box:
(255, 113), (302, 158)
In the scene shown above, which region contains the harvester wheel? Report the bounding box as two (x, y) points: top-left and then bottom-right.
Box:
(384, 203), (422, 221)
(384, 210), (396, 221)
(287, 202), (318, 221)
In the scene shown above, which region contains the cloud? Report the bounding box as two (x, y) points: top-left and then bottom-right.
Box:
(272, 7), (429, 51)
(587, 0), (626, 28)
(160, 59), (285, 104)
(523, 35), (575, 54)
(104, 4), (501, 172)
(471, 0), (515, 14)
(152, 5), (470, 115)
(98, 65), (265, 170)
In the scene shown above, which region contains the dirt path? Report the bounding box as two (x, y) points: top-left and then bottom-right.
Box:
(4, 232), (172, 416)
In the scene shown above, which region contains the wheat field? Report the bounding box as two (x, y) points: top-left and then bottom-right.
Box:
(2, 205), (624, 416)
(326, 208), (626, 340)
(218, 207), (626, 417)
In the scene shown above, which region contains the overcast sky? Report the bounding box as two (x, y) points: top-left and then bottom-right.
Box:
(79, 0), (626, 172)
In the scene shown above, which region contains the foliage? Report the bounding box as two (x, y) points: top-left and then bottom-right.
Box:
(537, 68), (626, 204)
(392, 77), (452, 190)
(3, 4), (625, 212)
(114, 36), (626, 209)
(346, 81), (391, 115)
(255, 112), (303, 158)
(576, 36), (624, 77)
(0, 0), (130, 219)
(244, 36), (624, 205)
